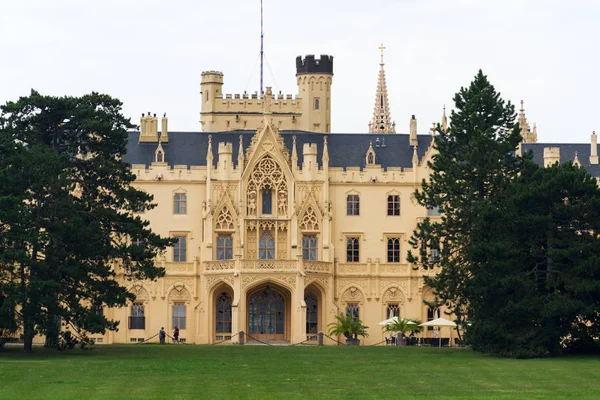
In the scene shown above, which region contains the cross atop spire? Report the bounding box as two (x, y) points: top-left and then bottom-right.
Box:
(369, 44), (395, 134)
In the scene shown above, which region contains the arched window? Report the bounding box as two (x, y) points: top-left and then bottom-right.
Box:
(305, 293), (318, 334)
(387, 238), (400, 263)
(174, 193), (187, 214)
(216, 234), (233, 260)
(216, 292), (232, 333)
(262, 188), (272, 215)
(346, 194), (360, 216)
(367, 153), (374, 165)
(259, 232), (275, 260)
(387, 195), (400, 216)
(314, 98), (320, 110)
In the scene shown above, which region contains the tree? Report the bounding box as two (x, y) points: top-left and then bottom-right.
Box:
(0, 90), (174, 352)
(383, 318), (423, 336)
(467, 161), (600, 357)
(407, 70), (523, 340)
(328, 313), (369, 343)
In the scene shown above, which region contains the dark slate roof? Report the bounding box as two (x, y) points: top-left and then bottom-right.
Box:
(521, 143), (600, 177)
(124, 131), (433, 170)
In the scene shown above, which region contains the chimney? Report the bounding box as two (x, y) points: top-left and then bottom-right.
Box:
(590, 131), (598, 165)
(409, 115), (418, 147)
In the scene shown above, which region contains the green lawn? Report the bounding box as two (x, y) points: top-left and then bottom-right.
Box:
(1, 345), (599, 399)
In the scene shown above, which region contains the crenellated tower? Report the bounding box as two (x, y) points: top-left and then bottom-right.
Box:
(296, 54), (334, 133)
(369, 44), (395, 134)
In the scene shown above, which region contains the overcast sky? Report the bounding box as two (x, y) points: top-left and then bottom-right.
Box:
(1, 0), (598, 143)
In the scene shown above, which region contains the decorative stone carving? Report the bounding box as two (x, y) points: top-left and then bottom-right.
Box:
(380, 280), (407, 292)
(242, 275), (260, 288)
(382, 286), (406, 305)
(168, 285), (192, 302)
(216, 206), (235, 230)
(204, 260), (235, 271)
(206, 275), (234, 290)
(246, 155), (288, 216)
(337, 279), (368, 290)
(273, 274), (296, 288)
(341, 286), (364, 304)
(130, 284), (150, 302)
(300, 206), (319, 231)
(277, 230), (287, 259)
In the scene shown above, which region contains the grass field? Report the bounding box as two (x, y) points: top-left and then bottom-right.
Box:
(1, 344), (599, 399)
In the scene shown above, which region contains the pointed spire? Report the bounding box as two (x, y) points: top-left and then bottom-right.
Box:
(207, 134), (213, 163)
(412, 145), (419, 166)
(237, 135), (245, 171)
(291, 135), (298, 169)
(369, 44), (395, 134)
(573, 151), (581, 167)
(322, 135), (329, 162)
(518, 100), (532, 142)
(441, 105), (448, 133)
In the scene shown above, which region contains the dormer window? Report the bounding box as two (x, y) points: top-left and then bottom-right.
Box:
(365, 141), (376, 165)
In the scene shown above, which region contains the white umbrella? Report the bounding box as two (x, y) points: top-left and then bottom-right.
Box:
(378, 317), (418, 326)
(419, 317), (457, 347)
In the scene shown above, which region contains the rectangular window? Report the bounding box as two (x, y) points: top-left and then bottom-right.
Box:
(129, 303), (145, 329)
(387, 238), (401, 263)
(174, 193), (187, 215)
(172, 302), (186, 330)
(216, 234), (233, 260)
(427, 206), (440, 216)
(302, 235), (318, 261)
(346, 303), (359, 319)
(173, 236), (187, 262)
(346, 237), (360, 263)
(262, 189), (272, 215)
(387, 195), (400, 216)
(347, 195), (360, 216)
(387, 303), (400, 318)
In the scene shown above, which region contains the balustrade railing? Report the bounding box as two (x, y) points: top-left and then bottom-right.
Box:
(204, 260), (236, 272)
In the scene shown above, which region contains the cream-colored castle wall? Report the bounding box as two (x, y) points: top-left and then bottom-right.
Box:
(94, 128), (453, 346)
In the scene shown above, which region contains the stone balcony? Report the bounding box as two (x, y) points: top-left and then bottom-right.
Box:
(203, 259), (332, 274)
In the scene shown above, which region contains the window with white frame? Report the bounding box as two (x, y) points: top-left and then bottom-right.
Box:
(302, 235), (318, 261)
(387, 195), (400, 216)
(346, 237), (360, 262)
(172, 302), (186, 329)
(387, 238), (401, 263)
(129, 303), (145, 329)
(346, 303), (360, 319)
(346, 194), (360, 216)
(174, 193), (187, 215)
(216, 234), (233, 260)
(173, 235), (187, 262)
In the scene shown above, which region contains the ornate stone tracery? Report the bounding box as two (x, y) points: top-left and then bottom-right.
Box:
(215, 206), (235, 230)
(246, 155), (288, 216)
(300, 206), (319, 231)
(382, 287), (406, 305)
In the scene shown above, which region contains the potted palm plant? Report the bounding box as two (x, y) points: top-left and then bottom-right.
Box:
(328, 313), (369, 346)
(383, 317), (422, 346)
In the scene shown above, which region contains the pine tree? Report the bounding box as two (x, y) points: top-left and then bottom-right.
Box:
(468, 162), (600, 357)
(407, 70), (523, 338)
(0, 90), (174, 352)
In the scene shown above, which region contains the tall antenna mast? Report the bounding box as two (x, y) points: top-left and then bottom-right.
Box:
(260, 0), (264, 94)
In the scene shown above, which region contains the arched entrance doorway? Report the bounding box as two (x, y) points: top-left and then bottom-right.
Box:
(247, 284), (289, 342)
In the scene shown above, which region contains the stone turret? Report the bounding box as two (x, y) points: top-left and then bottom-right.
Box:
(543, 147), (560, 167)
(296, 55), (334, 133)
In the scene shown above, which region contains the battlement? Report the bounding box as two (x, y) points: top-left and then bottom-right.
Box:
(296, 54), (334, 75)
(218, 142), (232, 154)
(218, 91), (300, 102)
(303, 143), (318, 155)
(201, 71), (224, 84)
